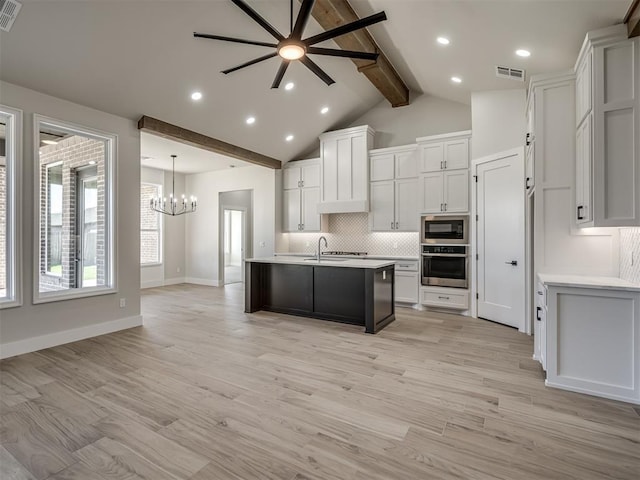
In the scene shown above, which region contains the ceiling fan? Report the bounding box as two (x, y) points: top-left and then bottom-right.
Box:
(194, 0), (387, 88)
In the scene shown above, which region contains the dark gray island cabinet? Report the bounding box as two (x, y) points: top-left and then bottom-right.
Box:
(245, 257), (396, 333)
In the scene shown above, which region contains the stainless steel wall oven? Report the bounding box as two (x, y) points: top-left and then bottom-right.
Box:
(421, 244), (468, 288)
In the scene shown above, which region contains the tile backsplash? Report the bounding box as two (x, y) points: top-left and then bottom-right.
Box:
(285, 213), (419, 257)
(620, 228), (640, 284)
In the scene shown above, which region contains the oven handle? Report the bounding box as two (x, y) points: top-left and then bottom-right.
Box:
(422, 253), (468, 258)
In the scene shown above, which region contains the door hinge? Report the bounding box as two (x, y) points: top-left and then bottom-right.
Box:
(473, 175), (478, 182)
(475, 214), (479, 221)
(476, 293), (479, 299)
(476, 253), (479, 260)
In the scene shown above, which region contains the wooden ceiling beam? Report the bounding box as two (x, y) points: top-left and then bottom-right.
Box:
(305, 0), (410, 107)
(626, 0), (640, 37)
(137, 116), (281, 170)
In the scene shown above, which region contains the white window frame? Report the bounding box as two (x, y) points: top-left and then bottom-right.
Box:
(0, 105), (23, 309)
(140, 182), (163, 267)
(33, 114), (117, 304)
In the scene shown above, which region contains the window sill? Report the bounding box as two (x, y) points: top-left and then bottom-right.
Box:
(141, 263), (163, 268)
(33, 286), (117, 305)
(0, 298), (22, 309)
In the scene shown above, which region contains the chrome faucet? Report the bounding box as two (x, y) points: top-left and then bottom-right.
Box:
(317, 236), (328, 261)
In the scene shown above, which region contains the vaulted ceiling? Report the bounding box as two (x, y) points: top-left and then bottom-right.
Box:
(0, 1), (629, 164)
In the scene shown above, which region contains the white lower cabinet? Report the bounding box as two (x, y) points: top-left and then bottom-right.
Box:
(395, 261), (419, 304)
(540, 277), (640, 404)
(534, 282), (547, 370)
(420, 286), (469, 310)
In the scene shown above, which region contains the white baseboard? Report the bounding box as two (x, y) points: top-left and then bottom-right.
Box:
(0, 315), (143, 360)
(163, 277), (186, 286)
(184, 277), (220, 287)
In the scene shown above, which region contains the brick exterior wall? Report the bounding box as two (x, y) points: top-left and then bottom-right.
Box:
(39, 135), (106, 291)
(0, 163), (6, 291)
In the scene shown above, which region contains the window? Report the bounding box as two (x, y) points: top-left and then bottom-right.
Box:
(140, 183), (162, 265)
(0, 105), (21, 308)
(35, 116), (115, 301)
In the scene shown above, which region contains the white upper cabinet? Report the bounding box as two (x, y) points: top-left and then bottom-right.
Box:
(417, 131), (471, 173)
(369, 145), (419, 231)
(282, 158), (323, 232)
(574, 25), (640, 227)
(318, 125), (375, 214)
(416, 131), (471, 214)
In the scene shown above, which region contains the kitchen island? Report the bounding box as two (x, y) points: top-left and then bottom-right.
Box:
(245, 256), (395, 333)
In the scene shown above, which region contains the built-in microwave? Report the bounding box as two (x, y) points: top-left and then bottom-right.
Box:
(421, 215), (468, 244)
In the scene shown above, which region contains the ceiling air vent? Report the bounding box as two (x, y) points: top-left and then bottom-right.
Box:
(0, 0), (21, 32)
(496, 65), (525, 82)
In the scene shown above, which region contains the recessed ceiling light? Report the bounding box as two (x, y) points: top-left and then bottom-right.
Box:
(285, 134), (294, 142)
(437, 37), (450, 45)
(284, 82), (295, 91)
(320, 106), (329, 115)
(451, 76), (462, 84)
(516, 49), (531, 57)
(42, 139), (58, 145)
(191, 91), (203, 100)
(246, 116), (256, 125)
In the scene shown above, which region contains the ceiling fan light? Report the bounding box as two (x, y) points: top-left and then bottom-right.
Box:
(278, 43), (306, 60)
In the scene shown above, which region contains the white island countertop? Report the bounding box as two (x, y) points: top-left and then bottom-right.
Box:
(246, 256), (395, 269)
(538, 273), (640, 292)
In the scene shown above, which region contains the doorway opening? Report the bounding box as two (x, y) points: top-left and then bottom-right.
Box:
(223, 209), (245, 284)
(219, 190), (253, 286)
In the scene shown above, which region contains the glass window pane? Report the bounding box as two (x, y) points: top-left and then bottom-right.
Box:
(141, 231), (159, 264)
(37, 119), (112, 296)
(140, 183), (161, 265)
(0, 155), (6, 298)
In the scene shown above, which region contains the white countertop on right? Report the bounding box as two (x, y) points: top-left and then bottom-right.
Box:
(538, 273), (640, 292)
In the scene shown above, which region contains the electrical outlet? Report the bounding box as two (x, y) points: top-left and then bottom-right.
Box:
(176, 267), (181, 273)
(259, 241), (266, 247)
(119, 298), (126, 308)
(305, 241), (310, 247)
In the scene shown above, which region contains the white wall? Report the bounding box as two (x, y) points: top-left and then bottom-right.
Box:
(471, 89), (526, 159)
(0, 81), (141, 358)
(348, 93), (472, 148)
(185, 165), (275, 286)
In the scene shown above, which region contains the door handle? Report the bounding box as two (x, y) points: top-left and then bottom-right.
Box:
(505, 260), (518, 266)
(536, 306), (542, 321)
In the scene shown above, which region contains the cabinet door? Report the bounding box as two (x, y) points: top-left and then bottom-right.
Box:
(395, 178), (419, 231)
(283, 166), (301, 190)
(576, 52), (592, 126)
(444, 139), (469, 170)
(395, 149), (418, 179)
(370, 153), (395, 181)
(301, 187), (320, 231)
(395, 271), (418, 303)
(301, 163), (320, 188)
(420, 173), (444, 213)
(370, 181), (395, 231)
(283, 188), (301, 232)
(576, 114), (592, 224)
(420, 143), (444, 172)
(443, 170), (469, 213)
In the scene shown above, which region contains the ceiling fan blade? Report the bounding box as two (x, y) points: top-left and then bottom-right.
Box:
(304, 11), (387, 46)
(306, 46), (379, 61)
(222, 52), (278, 74)
(230, 0), (284, 41)
(193, 33), (277, 48)
(300, 56), (335, 86)
(291, 0), (315, 39)
(271, 61), (291, 89)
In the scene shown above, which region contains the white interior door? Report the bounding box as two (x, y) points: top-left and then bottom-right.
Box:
(476, 149), (525, 330)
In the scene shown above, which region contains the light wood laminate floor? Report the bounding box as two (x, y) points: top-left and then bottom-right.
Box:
(1, 283), (639, 480)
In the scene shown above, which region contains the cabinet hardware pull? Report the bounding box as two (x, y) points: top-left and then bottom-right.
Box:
(440, 161), (443, 170)
(577, 205), (585, 220)
(391, 221), (394, 229)
(440, 203), (443, 211)
(301, 224), (304, 230)
(444, 203), (447, 211)
(438, 296), (450, 300)
(395, 222), (399, 229)
(444, 160), (447, 169)
(525, 177), (531, 189)
(536, 306), (542, 321)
